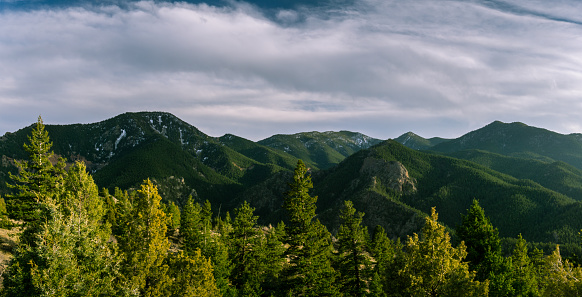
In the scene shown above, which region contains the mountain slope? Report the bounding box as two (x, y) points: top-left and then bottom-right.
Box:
(258, 131), (382, 169)
(5, 114), (582, 246)
(218, 134), (299, 171)
(314, 141), (582, 243)
(0, 112), (290, 205)
(395, 132), (450, 150)
(446, 149), (582, 202)
(430, 121), (582, 170)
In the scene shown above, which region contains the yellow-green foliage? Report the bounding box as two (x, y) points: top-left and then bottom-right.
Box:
(400, 207), (489, 297)
(166, 250), (220, 297)
(117, 180), (171, 296)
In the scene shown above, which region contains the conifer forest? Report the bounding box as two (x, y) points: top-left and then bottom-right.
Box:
(3, 117), (582, 297)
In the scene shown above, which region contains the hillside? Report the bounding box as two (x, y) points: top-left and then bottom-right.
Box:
(394, 132), (450, 150)
(0, 112), (380, 208)
(0, 112), (288, 207)
(314, 140), (582, 244)
(429, 121), (582, 170)
(235, 139), (582, 244)
(258, 131), (382, 169)
(5, 114), (582, 245)
(446, 149), (582, 202)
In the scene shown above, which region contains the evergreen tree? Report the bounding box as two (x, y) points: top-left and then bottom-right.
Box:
(0, 196), (13, 228)
(336, 200), (371, 297)
(111, 187), (133, 238)
(200, 199), (212, 250)
(509, 234), (539, 296)
(166, 250), (221, 297)
(457, 199), (502, 281)
(102, 188), (117, 228)
(400, 207), (488, 297)
(181, 196), (207, 256)
(168, 201), (181, 233)
(181, 196), (233, 296)
(539, 245), (582, 296)
(281, 160), (339, 296)
(215, 211), (233, 238)
(261, 222), (286, 296)
(369, 226), (395, 297)
(3, 162), (119, 296)
(230, 201), (263, 295)
(6, 116), (65, 222)
(207, 235), (235, 297)
(116, 179), (170, 296)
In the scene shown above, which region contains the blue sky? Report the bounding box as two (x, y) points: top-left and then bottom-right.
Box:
(1, 0), (582, 141)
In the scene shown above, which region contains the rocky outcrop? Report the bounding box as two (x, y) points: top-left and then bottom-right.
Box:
(359, 157), (416, 194)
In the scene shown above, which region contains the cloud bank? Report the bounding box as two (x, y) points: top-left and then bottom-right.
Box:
(1, 0), (582, 140)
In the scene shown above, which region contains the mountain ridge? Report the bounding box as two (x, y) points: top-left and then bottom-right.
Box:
(5, 113), (582, 246)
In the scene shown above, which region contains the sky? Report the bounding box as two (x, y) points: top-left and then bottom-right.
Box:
(1, 0), (582, 141)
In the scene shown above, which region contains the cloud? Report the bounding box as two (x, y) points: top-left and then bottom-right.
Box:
(1, 0), (582, 141)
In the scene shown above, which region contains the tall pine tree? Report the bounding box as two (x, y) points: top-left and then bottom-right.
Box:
(116, 180), (170, 296)
(400, 207), (488, 297)
(3, 162), (119, 296)
(456, 199), (502, 280)
(230, 201), (263, 296)
(336, 200), (371, 297)
(281, 160), (339, 297)
(6, 116), (65, 222)
(509, 234), (539, 296)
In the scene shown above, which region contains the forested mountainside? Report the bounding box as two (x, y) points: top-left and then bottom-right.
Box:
(3, 113), (582, 245)
(4, 117), (582, 296)
(397, 120), (582, 170)
(258, 131), (382, 170)
(0, 112), (380, 207)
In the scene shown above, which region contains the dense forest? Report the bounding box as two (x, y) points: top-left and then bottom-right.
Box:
(2, 117), (582, 296)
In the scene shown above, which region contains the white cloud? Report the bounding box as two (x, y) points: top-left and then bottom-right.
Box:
(1, 0), (582, 140)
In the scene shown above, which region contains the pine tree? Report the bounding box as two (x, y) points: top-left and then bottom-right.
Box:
(3, 162), (119, 296)
(540, 245), (582, 296)
(102, 188), (117, 228)
(6, 116), (65, 222)
(261, 222), (286, 296)
(369, 226), (395, 297)
(400, 207), (488, 297)
(181, 195), (204, 256)
(457, 199), (502, 281)
(336, 200), (371, 297)
(166, 250), (221, 297)
(0, 196), (13, 228)
(230, 201), (263, 295)
(111, 187), (133, 238)
(116, 179), (170, 296)
(207, 235), (235, 297)
(509, 234), (539, 296)
(168, 201), (181, 233)
(181, 196), (234, 296)
(281, 160), (339, 297)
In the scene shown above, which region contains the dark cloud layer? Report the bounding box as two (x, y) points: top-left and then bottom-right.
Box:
(1, 0), (582, 140)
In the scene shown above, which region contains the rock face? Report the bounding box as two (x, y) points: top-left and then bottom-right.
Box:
(360, 158), (416, 194)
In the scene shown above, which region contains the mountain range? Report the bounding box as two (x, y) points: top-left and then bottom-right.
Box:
(3, 112), (582, 249)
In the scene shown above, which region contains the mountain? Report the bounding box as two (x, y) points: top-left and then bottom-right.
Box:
(394, 132), (450, 150)
(446, 149), (582, 202)
(0, 112), (379, 207)
(6, 114), (582, 246)
(430, 121), (582, 170)
(218, 134), (299, 171)
(258, 131), (382, 169)
(317, 140), (582, 244)
(235, 139), (582, 244)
